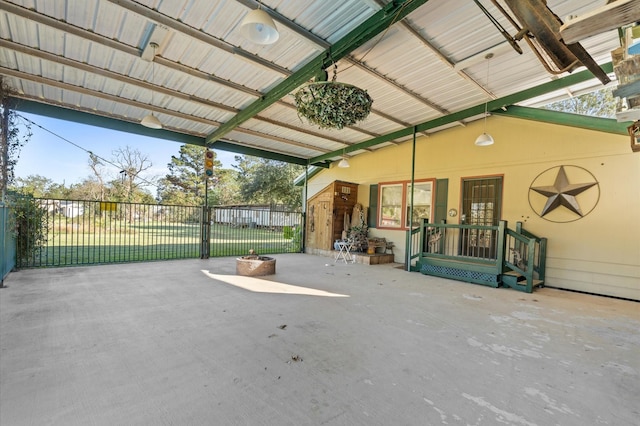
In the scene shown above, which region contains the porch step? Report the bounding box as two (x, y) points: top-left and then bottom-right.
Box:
(532, 279), (544, 288)
(501, 271), (544, 288)
(502, 270), (525, 286)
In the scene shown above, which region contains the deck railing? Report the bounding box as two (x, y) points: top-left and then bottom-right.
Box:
(409, 219), (544, 292)
(502, 222), (547, 292)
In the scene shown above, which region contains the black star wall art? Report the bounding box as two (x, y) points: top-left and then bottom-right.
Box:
(528, 165), (600, 223)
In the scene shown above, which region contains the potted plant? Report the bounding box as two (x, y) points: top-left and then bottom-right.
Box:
(347, 225), (369, 252)
(293, 64), (373, 130)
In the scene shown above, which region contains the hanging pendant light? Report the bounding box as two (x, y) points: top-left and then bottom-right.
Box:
(338, 157), (350, 168)
(337, 148), (350, 168)
(240, 3), (279, 45)
(475, 53), (494, 146)
(141, 42), (162, 129)
(141, 113), (162, 129)
(474, 133), (494, 146)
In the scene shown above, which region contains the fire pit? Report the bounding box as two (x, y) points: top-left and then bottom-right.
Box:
(236, 255), (276, 276)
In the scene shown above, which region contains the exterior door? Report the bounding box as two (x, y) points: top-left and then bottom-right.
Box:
(460, 177), (503, 259)
(316, 201), (332, 250)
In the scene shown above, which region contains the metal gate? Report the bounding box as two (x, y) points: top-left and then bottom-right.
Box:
(14, 198), (303, 268)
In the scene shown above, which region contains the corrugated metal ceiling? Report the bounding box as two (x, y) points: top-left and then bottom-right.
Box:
(0, 0), (621, 166)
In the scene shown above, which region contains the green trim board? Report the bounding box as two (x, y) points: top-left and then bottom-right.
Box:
(494, 105), (630, 135)
(211, 141), (317, 167)
(206, 0), (431, 144)
(368, 184), (378, 228)
(309, 62), (615, 166)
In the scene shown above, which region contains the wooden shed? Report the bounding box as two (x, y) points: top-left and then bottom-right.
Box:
(306, 181), (358, 252)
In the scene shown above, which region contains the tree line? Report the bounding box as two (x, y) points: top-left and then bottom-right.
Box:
(9, 143), (304, 209)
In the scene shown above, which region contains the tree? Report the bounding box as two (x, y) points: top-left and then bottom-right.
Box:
(233, 156), (304, 209)
(11, 175), (68, 198)
(208, 168), (242, 206)
(66, 178), (107, 201)
(157, 144), (222, 205)
(1, 77), (32, 196)
(543, 87), (615, 118)
(110, 146), (153, 202)
(88, 152), (106, 201)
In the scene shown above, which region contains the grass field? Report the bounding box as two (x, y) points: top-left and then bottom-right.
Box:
(22, 221), (301, 267)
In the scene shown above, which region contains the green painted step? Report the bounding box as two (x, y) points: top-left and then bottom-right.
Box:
(502, 271), (544, 288)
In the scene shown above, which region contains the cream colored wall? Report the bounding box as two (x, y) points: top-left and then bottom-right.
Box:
(305, 115), (640, 300)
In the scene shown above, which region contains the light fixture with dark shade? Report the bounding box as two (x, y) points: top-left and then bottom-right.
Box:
(141, 42), (162, 130)
(240, 3), (279, 45)
(475, 53), (494, 146)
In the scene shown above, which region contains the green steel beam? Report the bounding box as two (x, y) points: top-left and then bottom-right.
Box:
(211, 141), (327, 167)
(309, 62), (614, 165)
(13, 98), (205, 145)
(493, 105), (630, 136)
(206, 0), (430, 145)
(13, 98), (323, 166)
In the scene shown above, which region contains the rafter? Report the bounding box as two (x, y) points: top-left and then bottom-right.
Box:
(12, 94), (321, 167)
(0, 1), (391, 148)
(106, 0), (291, 76)
(309, 63), (614, 165)
(493, 105), (629, 135)
(236, 0), (438, 135)
(0, 38), (354, 151)
(206, 0), (432, 143)
(1, 66), (332, 155)
(0, 1), (262, 98)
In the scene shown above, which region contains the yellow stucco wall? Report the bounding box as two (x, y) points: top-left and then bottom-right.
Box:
(305, 115), (640, 300)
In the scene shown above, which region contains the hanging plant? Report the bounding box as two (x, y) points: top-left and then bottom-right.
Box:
(293, 64), (373, 130)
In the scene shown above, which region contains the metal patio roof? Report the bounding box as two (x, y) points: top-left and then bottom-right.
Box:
(0, 0), (628, 167)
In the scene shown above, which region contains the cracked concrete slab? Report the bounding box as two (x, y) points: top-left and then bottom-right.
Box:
(1, 254), (638, 425)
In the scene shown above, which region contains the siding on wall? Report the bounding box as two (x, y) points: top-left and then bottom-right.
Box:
(304, 115), (640, 301)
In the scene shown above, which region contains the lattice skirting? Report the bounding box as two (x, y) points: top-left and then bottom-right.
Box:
(420, 263), (499, 288)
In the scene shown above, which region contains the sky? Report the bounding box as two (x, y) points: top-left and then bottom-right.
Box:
(12, 112), (238, 191)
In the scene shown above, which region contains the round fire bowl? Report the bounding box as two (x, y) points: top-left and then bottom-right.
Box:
(236, 256), (276, 276)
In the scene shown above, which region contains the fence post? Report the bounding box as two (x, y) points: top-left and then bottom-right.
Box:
(200, 206), (211, 259)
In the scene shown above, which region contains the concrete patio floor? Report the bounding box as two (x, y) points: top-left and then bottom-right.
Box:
(1, 254), (638, 426)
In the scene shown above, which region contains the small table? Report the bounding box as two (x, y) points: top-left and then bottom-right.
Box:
(334, 241), (354, 263)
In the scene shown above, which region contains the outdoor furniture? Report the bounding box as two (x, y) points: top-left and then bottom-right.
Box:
(367, 237), (394, 254)
(334, 241), (355, 263)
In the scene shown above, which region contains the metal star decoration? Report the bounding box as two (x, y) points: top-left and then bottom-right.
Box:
(530, 166), (597, 217)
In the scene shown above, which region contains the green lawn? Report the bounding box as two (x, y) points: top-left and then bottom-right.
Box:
(24, 221), (301, 267)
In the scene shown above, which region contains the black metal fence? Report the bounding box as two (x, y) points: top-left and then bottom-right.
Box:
(14, 198), (303, 268)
